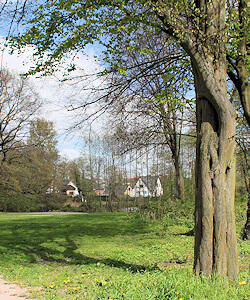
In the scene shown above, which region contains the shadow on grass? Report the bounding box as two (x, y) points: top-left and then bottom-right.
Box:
(0, 213), (158, 273)
(172, 228), (194, 236)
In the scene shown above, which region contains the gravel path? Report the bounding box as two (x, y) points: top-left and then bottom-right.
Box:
(0, 276), (33, 300)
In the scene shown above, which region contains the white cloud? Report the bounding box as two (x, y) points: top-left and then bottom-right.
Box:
(59, 149), (81, 160)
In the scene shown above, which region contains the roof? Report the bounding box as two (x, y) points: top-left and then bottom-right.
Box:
(62, 180), (78, 192)
(139, 176), (160, 193)
(93, 186), (105, 191)
(103, 185), (128, 197)
(67, 185), (76, 191)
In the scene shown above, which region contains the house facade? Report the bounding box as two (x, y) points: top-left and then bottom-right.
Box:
(123, 176), (163, 198)
(132, 176), (163, 197)
(63, 181), (79, 197)
(93, 186), (105, 196)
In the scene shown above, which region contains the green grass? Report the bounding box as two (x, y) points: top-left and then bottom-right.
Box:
(0, 212), (249, 299)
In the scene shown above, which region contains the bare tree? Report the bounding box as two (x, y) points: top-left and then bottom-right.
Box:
(105, 34), (194, 201)
(0, 69), (41, 162)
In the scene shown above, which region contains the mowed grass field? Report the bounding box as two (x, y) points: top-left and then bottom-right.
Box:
(0, 211), (249, 299)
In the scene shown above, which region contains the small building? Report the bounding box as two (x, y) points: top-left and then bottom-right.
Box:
(93, 186), (105, 196)
(132, 176), (163, 197)
(103, 176), (164, 198)
(63, 180), (79, 197)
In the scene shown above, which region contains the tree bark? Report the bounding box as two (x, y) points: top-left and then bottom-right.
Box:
(173, 152), (185, 201)
(243, 192), (250, 240)
(238, 0), (250, 125)
(171, 0), (240, 279)
(192, 63), (239, 279)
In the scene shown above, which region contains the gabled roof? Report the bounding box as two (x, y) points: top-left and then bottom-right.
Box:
(103, 185), (128, 196)
(138, 176), (160, 194)
(67, 185), (76, 191)
(93, 186), (105, 191)
(123, 177), (139, 188)
(62, 180), (78, 192)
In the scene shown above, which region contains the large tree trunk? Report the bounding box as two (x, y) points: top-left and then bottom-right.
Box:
(174, 0), (239, 280)
(192, 63), (239, 279)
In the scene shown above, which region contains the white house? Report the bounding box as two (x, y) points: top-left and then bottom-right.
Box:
(131, 176), (163, 197)
(64, 180), (79, 197)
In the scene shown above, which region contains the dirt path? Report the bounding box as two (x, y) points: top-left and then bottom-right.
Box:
(0, 276), (33, 300)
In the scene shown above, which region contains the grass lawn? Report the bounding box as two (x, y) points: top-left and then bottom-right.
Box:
(0, 211), (249, 299)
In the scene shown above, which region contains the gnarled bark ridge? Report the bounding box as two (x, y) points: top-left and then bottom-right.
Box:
(190, 45), (239, 278)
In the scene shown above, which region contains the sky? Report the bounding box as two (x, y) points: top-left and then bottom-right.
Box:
(0, 40), (105, 160)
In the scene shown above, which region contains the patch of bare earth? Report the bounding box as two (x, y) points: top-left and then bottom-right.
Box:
(0, 276), (33, 300)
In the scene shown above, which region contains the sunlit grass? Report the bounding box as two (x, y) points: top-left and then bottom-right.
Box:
(0, 211), (249, 299)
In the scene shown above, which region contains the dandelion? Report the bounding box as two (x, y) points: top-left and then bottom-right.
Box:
(103, 281), (107, 285)
(175, 292), (179, 294)
(239, 281), (247, 285)
(44, 273), (47, 275)
(95, 278), (99, 282)
(37, 292), (39, 295)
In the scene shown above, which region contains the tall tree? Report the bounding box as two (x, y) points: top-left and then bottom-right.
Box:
(0, 69), (41, 162)
(105, 33), (193, 201)
(21, 118), (58, 195)
(12, 0), (249, 279)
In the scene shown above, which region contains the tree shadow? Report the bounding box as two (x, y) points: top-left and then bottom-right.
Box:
(172, 228), (194, 236)
(0, 214), (159, 273)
